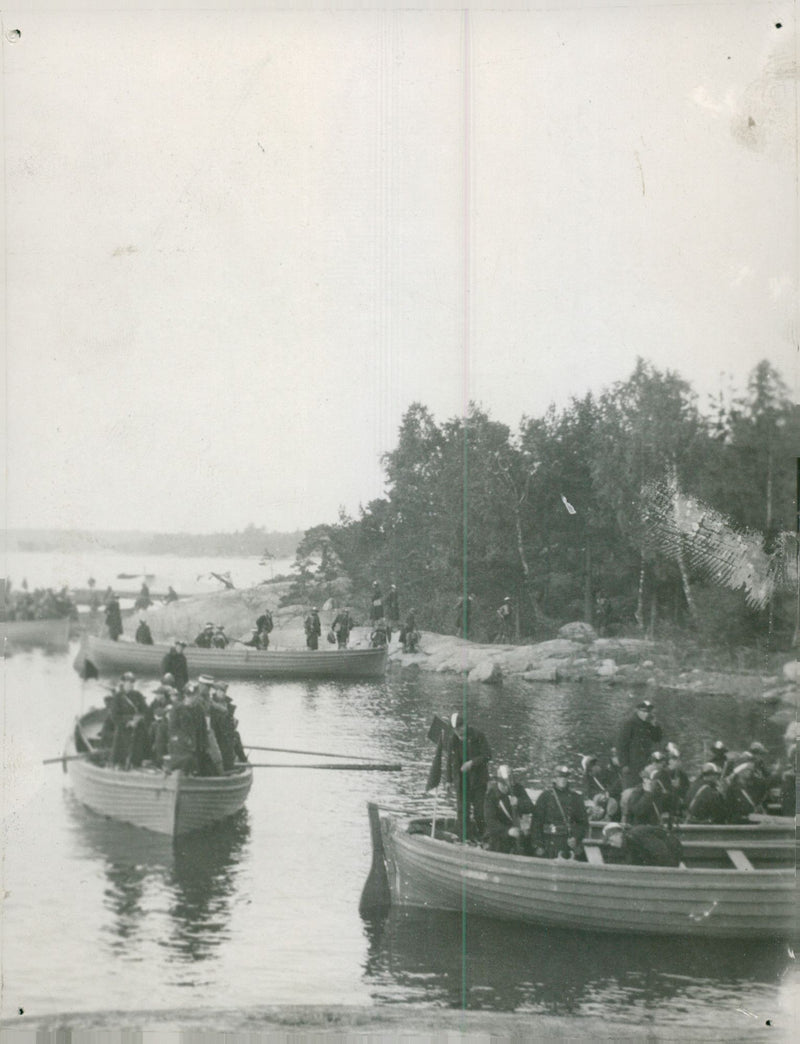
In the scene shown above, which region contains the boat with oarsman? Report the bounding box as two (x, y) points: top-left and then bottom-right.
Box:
(64, 708), (253, 836)
(360, 803), (797, 940)
(78, 632), (388, 680)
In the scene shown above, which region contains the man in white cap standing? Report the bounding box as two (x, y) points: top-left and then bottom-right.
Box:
(445, 711), (491, 840)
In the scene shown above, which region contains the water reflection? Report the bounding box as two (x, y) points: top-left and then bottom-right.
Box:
(66, 794), (249, 963)
(363, 908), (789, 1023)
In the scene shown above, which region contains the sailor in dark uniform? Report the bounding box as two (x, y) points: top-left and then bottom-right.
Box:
(684, 762), (727, 824)
(531, 765), (589, 859)
(446, 712), (491, 840)
(484, 764), (535, 853)
(304, 607), (322, 650)
(161, 638), (189, 691)
(194, 622), (216, 648)
(617, 699), (663, 789)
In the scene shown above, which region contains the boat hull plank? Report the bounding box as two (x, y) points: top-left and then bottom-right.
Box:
(82, 634), (387, 680)
(378, 813), (797, 940)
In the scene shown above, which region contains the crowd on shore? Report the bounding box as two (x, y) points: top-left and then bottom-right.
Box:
(1, 581), (77, 621)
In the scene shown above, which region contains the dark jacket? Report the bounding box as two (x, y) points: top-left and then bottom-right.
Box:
(445, 726), (491, 795)
(601, 826), (683, 867)
(161, 648), (189, 691)
(484, 781), (535, 852)
(135, 621), (154, 645)
(531, 786), (588, 849)
(684, 777), (727, 824)
(618, 714), (663, 778)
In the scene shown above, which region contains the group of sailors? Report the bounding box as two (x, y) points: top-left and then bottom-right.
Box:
(99, 669), (247, 776)
(1, 582), (77, 621)
(433, 698), (796, 867)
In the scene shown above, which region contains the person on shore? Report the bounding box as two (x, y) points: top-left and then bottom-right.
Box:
(455, 592), (476, 640)
(332, 607), (353, 649)
(105, 594), (123, 642)
(599, 822), (683, 867)
(617, 699), (663, 789)
(400, 608), (420, 653)
(484, 764), (535, 853)
(370, 618), (389, 648)
(134, 582), (152, 612)
(385, 585), (400, 629)
(684, 763), (727, 824)
(194, 622), (215, 648)
(446, 712), (492, 840)
(161, 638), (189, 692)
(495, 597), (513, 642)
(255, 610), (274, 647)
(304, 607), (322, 651)
(531, 765), (588, 860)
(369, 581), (384, 624)
(135, 618), (154, 645)
(164, 586), (179, 603)
(211, 625), (229, 649)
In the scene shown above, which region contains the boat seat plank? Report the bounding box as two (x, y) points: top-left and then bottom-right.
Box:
(727, 848), (754, 871)
(584, 845), (605, 865)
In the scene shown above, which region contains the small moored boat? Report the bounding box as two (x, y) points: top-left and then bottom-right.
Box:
(79, 633), (388, 680)
(65, 708), (253, 836)
(2, 616), (71, 650)
(361, 804), (797, 940)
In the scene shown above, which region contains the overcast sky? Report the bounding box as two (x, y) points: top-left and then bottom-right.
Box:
(2, 3), (797, 534)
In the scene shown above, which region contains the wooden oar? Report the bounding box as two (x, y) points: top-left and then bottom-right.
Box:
(42, 751), (108, 765)
(245, 761), (402, 771)
(244, 743), (379, 761)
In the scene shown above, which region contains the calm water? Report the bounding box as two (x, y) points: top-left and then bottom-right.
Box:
(1, 636), (795, 1032)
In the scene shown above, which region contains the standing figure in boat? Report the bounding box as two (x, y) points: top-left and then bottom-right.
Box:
(304, 607), (322, 651)
(166, 688), (201, 774)
(617, 699), (663, 789)
(194, 622), (215, 648)
(369, 581), (384, 624)
(445, 711), (491, 840)
(105, 593), (123, 642)
(211, 625), (229, 648)
(484, 764), (535, 854)
(332, 607), (353, 649)
(109, 671), (150, 768)
(135, 617), (154, 645)
(161, 638), (189, 692)
(531, 765), (588, 859)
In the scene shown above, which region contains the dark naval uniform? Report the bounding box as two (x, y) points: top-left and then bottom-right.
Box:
(618, 713), (663, 787)
(484, 781), (535, 853)
(446, 725), (491, 839)
(161, 647), (189, 691)
(531, 785), (588, 859)
(684, 777), (726, 824)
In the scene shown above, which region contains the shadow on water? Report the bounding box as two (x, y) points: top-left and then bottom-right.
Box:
(362, 907), (791, 1022)
(65, 793), (249, 963)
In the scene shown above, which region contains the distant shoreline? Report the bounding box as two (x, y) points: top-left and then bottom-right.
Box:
(5, 527), (303, 559)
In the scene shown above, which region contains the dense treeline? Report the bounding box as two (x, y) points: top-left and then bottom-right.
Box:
(284, 359), (799, 649)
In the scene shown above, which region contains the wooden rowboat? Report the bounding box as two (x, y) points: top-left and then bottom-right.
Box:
(2, 616), (71, 649)
(362, 804), (797, 940)
(80, 633), (388, 680)
(65, 709), (253, 836)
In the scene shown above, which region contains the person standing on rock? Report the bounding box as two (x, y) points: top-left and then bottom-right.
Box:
(617, 699), (663, 789)
(305, 607), (322, 650)
(105, 593), (123, 641)
(455, 592), (476, 639)
(135, 617), (154, 645)
(332, 607), (353, 649)
(495, 596), (513, 642)
(399, 608), (420, 653)
(369, 581), (384, 624)
(446, 711), (491, 840)
(385, 585), (400, 629)
(161, 638), (189, 692)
